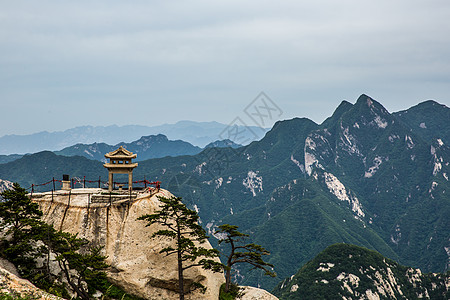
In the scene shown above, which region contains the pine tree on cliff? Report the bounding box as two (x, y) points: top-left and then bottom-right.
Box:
(0, 183), (109, 299)
(138, 195), (223, 300)
(216, 224), (276, 293)
(48, 229), (108, 300)
(0, 182), (43, 276)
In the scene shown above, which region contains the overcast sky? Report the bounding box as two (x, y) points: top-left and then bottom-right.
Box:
(1, 0), (449, 137)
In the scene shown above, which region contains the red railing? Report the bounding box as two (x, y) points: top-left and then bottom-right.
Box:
(28, 177), (161, 193)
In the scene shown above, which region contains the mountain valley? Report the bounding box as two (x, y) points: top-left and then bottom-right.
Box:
(0, 94), (449, 297)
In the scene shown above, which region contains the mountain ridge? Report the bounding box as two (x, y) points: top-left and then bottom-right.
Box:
(55, 134), (203, 162)
(0, 121), (267, 155)
(0, 95), (448, 291)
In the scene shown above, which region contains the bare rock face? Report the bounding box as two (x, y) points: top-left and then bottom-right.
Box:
(0, 257), (19, 277)
(240, 286), (279, 300)
(0, 178), (14, 193)
(33, 188), (224, 300)
(0, 266), (63, 300)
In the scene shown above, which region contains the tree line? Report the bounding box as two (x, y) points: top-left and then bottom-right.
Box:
(0, 184), (275, 300)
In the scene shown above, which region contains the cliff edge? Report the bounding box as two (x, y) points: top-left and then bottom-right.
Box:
(31, 188), (224, 300)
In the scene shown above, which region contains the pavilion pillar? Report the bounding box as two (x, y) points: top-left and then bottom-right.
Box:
(128, 171), (133, 191)
(109, 172), (114, 192)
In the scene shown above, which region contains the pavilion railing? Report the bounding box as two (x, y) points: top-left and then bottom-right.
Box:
(26, 177), (161, 194)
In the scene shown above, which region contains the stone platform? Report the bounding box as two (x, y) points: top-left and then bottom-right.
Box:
(29, 187), (160, 207)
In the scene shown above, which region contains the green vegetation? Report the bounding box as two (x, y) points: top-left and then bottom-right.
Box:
(0, 151), (107, 190)
(273, 243), (450, 300)
(0, 293), (38, 300)
(1, 96), (449, 291)
(393, 100), (450, 145)
(216, 224), (275, 293)
(86, 278), (144, 300)
(0, 183), (43, 277)
(218, 283), (243, 300)
(0, 184), (133, 300)
(138, 195), (223, 300)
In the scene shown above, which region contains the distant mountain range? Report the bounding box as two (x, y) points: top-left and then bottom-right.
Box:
(0, 121), (268, 155)
(56, 135), (242, 162)
(0, 95), (448, 292)
(0, 134), (242, 164)
(0, 154), (23, 164)
(55, 134), (203, 162)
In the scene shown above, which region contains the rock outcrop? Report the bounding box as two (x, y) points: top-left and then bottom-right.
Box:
(240, 286), (279, 300)
(31, 188), (224, 300)
(0, 179), (14, 193)
(0, 266), (63, 300)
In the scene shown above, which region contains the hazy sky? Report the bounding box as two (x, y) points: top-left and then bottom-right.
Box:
(1, 0), (449, 137)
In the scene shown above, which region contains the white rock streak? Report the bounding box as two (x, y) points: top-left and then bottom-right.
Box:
(431, 143), (444, 176)
(405, 135), (415, 149)
(340, 126), (362, 156)
(304, 136), (324, 175)
(290, 154), (305, 173)
(374, 115), (388, 129)
(324, 172), (365, 218)
(194, 162), (207, 174)
(317, 262), (335, 272)
(365, 156), (384, 178)
(304, 152), (318, 176)
(433, 161), (442, 176)
(242, 171), (263, 197)
(215, 177), (223, 189)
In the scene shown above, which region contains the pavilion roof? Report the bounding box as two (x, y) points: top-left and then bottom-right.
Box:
(104, 146), (137, 159)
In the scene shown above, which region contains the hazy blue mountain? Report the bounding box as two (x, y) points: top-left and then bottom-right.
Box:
(0, 121), (268, 155)
(204, 139), (242, 149)
(273, 243), (449, 299)
(54, 142), (113, 162)
(0, 95), (448, 292)
(147, 120), (268, 147)
(0, 125), (151, 155)
(0, 154), (23, 164)
(0, 151), (106, 190)
(55, 134), (202, 162)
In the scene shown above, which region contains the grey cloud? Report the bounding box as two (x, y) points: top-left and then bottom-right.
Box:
(0, 1), (449, 136)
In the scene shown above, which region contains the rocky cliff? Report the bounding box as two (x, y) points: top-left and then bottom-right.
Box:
(0, 264), (63, 300)
(31, 188), (224, 300)
(0, 179), (13, 194)
(273, 244), (449, 299)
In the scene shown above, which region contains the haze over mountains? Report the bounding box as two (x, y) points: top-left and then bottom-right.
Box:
(0, 134), (242, 165)
(0, 120), (268, 155)
(0, 94), (449, 296)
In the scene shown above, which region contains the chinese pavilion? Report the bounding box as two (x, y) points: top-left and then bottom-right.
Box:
(103, 146), (138, 192)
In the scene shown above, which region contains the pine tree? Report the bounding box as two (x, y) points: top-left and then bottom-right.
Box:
(33, 223), (109, 299)
(0, 184), (109, 299)
(216, 224), (276, 293)
(138, 195), (223, 300)
(0, 183), (43, 276)
(51, 231), (108, 300)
